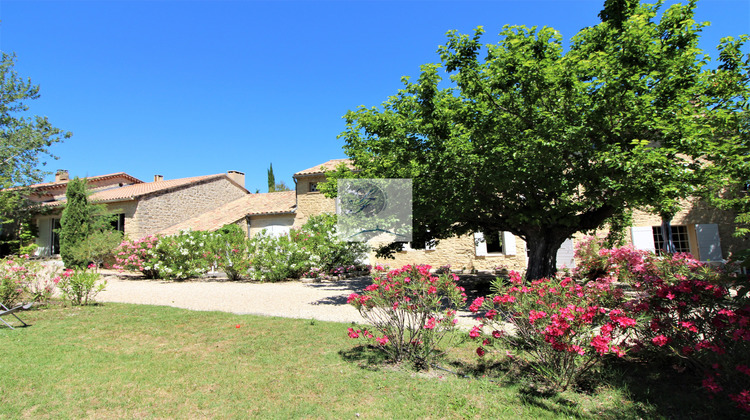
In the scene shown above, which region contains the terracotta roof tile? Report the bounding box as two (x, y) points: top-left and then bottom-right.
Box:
(27, 172), (143, 191)
(294, 159), (354, 177)
(158, 191), (296, 235)
(34, 174), (228, 208)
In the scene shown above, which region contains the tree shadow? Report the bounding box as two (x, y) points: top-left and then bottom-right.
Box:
(339, 344), (390, 371)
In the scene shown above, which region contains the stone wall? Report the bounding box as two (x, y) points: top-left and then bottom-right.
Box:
(368, 234), (529, 273)
(293, 175), (335, 228)
(621, 198), (748, 259)
(128, 177), (248, 239)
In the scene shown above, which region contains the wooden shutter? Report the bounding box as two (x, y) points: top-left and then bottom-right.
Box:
(502, 231), (516, 255)
(631, 226), (655, 253)
(474, 232), (487, 256)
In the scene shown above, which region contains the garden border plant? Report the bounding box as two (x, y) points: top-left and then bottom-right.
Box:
(347, 264), (467, 369)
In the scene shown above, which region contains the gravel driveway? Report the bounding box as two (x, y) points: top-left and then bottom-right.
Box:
(96, 271), (479, 327)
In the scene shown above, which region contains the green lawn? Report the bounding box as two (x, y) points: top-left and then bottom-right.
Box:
(0, 304), (731, 419)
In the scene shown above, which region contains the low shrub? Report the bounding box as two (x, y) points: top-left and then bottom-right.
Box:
(471, 270), (636, 391)
(573, 237), (750, 412)
(206, 224), (252, 280)
(0, 255), (60, 307)
(0, 257), (25, 307)
(347, 264), (467, 369)
(57, 265), (107, 306)
(292, 214), (369, 274)
(247, 232), (313, 281)
(152, 230), (212, 280)
(114, 235), (161, 278)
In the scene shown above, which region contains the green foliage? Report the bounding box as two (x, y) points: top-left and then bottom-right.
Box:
(293, 213), (369, 273)
(66, 230), (123, 269)
(152, 230), (212, 280)
(0, 52), (71, 217)
(337, 0), (749, 280)
(247, 232), (313, 281)
(347, 264), (466, 369)
(267, 163), (275, 192)
(267, 163), (291, 192)
(1, 255), (60, 307)
(57, 267), (106, 306)
(206, 224), (252, 280)
(58, 177), (115, 268)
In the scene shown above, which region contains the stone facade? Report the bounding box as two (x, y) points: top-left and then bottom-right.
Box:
(293, 174), (336, 228)
(292, 159), (747, 271)
(125, 177), (248, 239)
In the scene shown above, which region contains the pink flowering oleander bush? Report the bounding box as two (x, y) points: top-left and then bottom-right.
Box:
(347, 264), (467, 369)
(1, 256), (29, 307)
(57, 264), (107, 306)
(471, 270), (636, 391)
(574, 237), (750, 412)
(0, 255), (60, 307)
(115, 235), (162, 278)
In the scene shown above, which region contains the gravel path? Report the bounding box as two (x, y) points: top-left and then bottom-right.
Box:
(96, 271), (479, 327)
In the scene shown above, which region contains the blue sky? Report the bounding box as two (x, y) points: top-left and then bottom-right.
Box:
(1, 0), (748, 193)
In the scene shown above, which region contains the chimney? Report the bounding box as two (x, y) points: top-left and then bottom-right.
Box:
(227, 170), (245, 188)
(55, 170), (69, 182)
(154, 174), (164, 182)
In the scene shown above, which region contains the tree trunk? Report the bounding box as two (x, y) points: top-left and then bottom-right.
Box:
(524, 233), (568, 281)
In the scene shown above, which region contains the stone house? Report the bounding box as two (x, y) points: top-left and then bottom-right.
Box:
(292, 159), (748, 272)
(18, 160), (747, 270)
(27, 169), (251, 256)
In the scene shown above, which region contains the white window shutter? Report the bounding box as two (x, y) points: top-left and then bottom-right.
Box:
(695, 224), (723, 262)
(502, 231), (516, 255)
(474, 232), (487, 256)
(631, 226), (655, 253)
(556, 238), (576, 269)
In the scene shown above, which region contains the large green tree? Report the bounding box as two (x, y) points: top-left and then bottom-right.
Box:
(0, 52), (71, 251)
(336, 0), (749, 280)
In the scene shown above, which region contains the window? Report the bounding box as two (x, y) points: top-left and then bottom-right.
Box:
(51, 218), (61, 255)
(111, 213), (125, 232)
(309, 182), (319, 192)
(485, 231), (504, 254)
(631, 224), (723, 261)
(475, 231), (516, 256)
(652, 225), (690, 254)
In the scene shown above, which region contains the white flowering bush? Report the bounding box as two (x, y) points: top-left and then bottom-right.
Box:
(247, 232), (313, 282)
(152, 230), (212, 280)
(292, 214), (369, 275)
(205, 224), (252, 280)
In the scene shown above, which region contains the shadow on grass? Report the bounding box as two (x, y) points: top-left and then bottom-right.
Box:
(339, 344), (390, 371)
(598, 359), (749, 420)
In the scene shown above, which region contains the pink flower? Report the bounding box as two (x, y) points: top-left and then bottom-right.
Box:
(528, 310), (547, 324)
(423, 317), (436, 330)
(469, 325), (481, 339)
(347, 327), (360, 339)
(702, 375), (723, 394)
(469, 297), (484, 313)
(476, 347), (485, 357)
(492, 330), (503, 339)
(652, 335), (669, 347)
(591, 335), (611, 355)
(376, 336), (389, 346)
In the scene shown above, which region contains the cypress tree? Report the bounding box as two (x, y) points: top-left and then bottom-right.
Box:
(267, 163), (276, 193)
